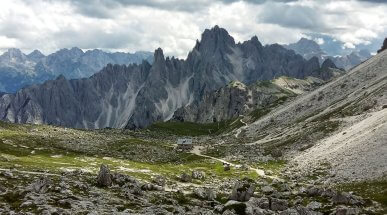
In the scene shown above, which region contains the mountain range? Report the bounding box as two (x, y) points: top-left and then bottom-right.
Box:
(0, 26), (344, 129)
(0, 48), (153, 93)
(284, 38), (371, 70)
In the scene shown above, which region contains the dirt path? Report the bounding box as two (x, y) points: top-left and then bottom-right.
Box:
(0, 168), (60, 176)
(191, 146), (266, 177)
(234, 118), (248, 138)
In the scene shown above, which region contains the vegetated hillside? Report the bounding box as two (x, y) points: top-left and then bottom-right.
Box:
(239, 49), (387, 182)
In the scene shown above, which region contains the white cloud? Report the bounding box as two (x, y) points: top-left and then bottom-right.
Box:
(315, 38), (325, 45)
(0, 0), (385, 58)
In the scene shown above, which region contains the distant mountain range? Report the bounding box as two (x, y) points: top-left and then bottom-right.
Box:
(0, 26), (343, 129)
(284, 38), (372, 70)
(0, 48), (153, 92)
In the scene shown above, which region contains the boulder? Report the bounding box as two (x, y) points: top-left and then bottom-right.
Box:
(192, 170), (206, 180)
(332, 192), (364, 205)
(194, 188), (216, 201)
(336, 207), (360, 215)
(279, 209), (299, 215)
(152, 175), (166, 187)
(306, 187), (323, 197)
(2, 171), (13, 178)
(271, 198), (288, 211)
(97, 164), (112, 187)
(141, 183), (163, 191)
(307, 201), (322, 210)
(27, 177), (52, 193)
(295, 206), (323, 215)
(224, 200), (246, 214)
(222, 209), (238, 215)
(229, 179), (255, 202)
(261, 185), (274, 194)
(111, 172), (137, 186)
(0, 185), (6, 193)
(245, 197), (267, 215)
(178, 173), (192, 182)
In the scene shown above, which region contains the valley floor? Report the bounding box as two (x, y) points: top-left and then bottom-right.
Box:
(0, 121), (386, 214)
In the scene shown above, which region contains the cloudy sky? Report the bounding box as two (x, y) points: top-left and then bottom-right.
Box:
(0, 0), (386, 57)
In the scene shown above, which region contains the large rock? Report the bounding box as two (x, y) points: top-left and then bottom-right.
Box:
(336, 207), (360, 215)
(245, 197), (267, 215)
(194, 188), (217, 201)
(332, 192), (364, 205)
(26, 177), (52, 193)
(224, 200), (246, 214)
(192, 170), (206, 180)
(97, 164), (112, 187)
(229, 179), (255, 202)
(111, 172), (137, 186)
(270, 198), (288, 211)
(178, 173), (192, 183)
(152, 175), (166, 187)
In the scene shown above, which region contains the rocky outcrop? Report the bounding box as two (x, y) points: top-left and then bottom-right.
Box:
(377, 38), (387, 53)
(97, 164), (112, 187)
(229, 179), (255, 202)
(172, 76), (324, 124)
(0, 26), (341, 129)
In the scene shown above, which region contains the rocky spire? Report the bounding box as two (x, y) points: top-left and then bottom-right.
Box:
(321, 58), (338, 69)
(153, 48), (165, 63)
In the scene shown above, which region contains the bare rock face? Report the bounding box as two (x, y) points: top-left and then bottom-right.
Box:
(229, 179), (255, 202)
(97, 164), (112, 187)
(172, 76), (324, 124)
(377, 38), (387, 53)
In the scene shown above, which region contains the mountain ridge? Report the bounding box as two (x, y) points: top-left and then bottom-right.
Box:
(0, 48), (153, 92)
(0, 26), (343, 129)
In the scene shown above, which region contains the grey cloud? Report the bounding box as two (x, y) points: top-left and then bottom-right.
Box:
(257, 3), (326, 31)
(221, 0), (297, 3)
(29, 0), (298, 19)
(63, 0), (213, 18)
(357, 0), (387, 3)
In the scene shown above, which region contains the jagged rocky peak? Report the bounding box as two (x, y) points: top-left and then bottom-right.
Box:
(195, 25), (236, 56)
(288, 38), (323, 53)
(1, 48), (27, 61)
(27, 50), (45, 61)
(321, 58), (338, 69)
(377, 38), (387, 53)
(153, 48), (165, 63)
